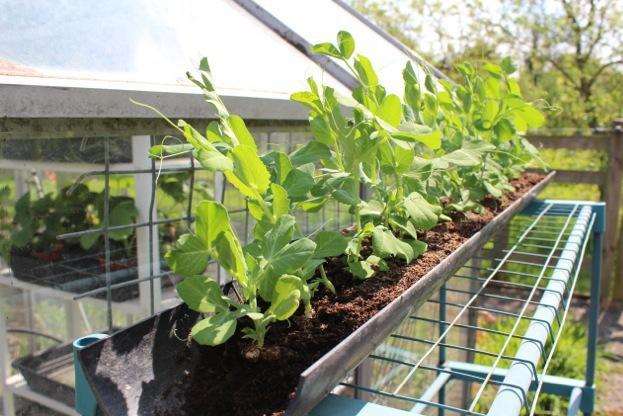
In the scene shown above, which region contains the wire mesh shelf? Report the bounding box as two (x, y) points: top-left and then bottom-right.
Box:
(334, 200), (602, 416)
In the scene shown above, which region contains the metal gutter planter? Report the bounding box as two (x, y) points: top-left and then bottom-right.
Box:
(74, 173), (554, 416)
(310, 199), (602, 416)
(285, 172), (554, 416)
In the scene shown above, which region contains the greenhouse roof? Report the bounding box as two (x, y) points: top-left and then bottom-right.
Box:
(0, 0), (441, 120)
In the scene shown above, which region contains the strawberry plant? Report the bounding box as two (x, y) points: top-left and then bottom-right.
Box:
(9, 184), (97, 256)
(5, 183), (138, 267)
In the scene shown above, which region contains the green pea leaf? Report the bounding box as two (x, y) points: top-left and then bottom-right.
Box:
(227, 115), (258, 151)
(261, 151), (293, 185)
(409, 239), (428, 258)
(312, 42), (342, 58)
(225, 144), (270, 198)
(263, 215), (297, 259)
(494, 118), (515, 141)
(463, 140), (496, 152)
(195, 201), (233, 249)
(271, 183), (290, 219)
(507, 78), (522, 96)
(501, 57), (517, 74)
(404, 192), (438, 230)
(290, 141), (332, 166)
(166, 233), (210, 276)
(313, 231), (348, 258)
(360, 200), (385, 218)
(299, 197), (328, 213)
(395, 143), (415, 173)
(518, 104), (545, 129)
(179, 120), (211, 151)
(483, 62), (503, 78)
(484, 181), (503, 198)
(213, 231), (247, 285)
(176, 276), (228, 313)
(348, 257), (376, 279)
(266, 238), (316, 277)
(206, 121), (226, 142)
(482, 100), (499, 124)
(372, 226), (414, 263)
(198, 57), (215, 91)
(389, 217), (418, 240)
(268, 275), (302, 320)
(283, 168), (315, 201)
(291, 91), (322, 113)
(332, 189), (358, 206)
(193, 201), (246, 284)
(377, 94), (402, 128)
(424, 74), (437, 93)
(191, 313), (237, 346)
(178, 120), (233, 171)
(310, 116), (335, 146)
(392, 126), (442, 149)
(337, 31), (355, 59)
(193, 148), (233, 172)
(441, 148), (483, 167)
(354, 55), (378, 87)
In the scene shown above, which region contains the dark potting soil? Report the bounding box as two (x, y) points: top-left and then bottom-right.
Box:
(154, 172), (545, 416)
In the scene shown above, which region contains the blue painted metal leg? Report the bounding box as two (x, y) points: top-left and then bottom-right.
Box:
(310, 394), (416, 416)
(584, 204), (604, 416)
(438, 283), (447, 416)
(73, 334), (108, 416)
(568, 387), (582, 416)
(410, 372), (451, 414)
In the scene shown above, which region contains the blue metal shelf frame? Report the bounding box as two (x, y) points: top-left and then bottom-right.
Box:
(312, 199), (603, 416)
(72, 199), (604, 416)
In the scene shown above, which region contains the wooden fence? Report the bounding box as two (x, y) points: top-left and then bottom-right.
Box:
(527, 119), (623, 303)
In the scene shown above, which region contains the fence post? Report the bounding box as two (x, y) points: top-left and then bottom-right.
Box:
(603, 120), (623, 303)
(612, 120), (623, 301)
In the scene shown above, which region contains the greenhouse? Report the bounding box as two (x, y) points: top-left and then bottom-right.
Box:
(0, 1), (619, 416)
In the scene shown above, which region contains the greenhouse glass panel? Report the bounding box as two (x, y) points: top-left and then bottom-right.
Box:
(0, 0), (347, 96)
(253, 0), (434, 94)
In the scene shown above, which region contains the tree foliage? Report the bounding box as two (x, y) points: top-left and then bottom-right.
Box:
(352, 0), (623, 129)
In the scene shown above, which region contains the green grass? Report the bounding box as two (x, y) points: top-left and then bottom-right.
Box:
(534, 148), (606, 172)
(530, 147), (605, 202)
(473, 317), (604, 415)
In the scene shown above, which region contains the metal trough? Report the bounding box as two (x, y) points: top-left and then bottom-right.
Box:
(286, 172), (554, 415)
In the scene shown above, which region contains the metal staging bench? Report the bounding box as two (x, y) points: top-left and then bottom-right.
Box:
(69, 198), (604, 416)
(307, 199), (603, 416)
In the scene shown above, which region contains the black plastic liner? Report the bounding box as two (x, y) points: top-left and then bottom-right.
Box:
(12, 342), (75, 407)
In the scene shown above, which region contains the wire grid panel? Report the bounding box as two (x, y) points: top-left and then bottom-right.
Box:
(52, 129), (355, 331)
(341, 202), (595, 416)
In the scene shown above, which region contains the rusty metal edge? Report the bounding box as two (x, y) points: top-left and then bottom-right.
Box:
(285, 171), (555, 416)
